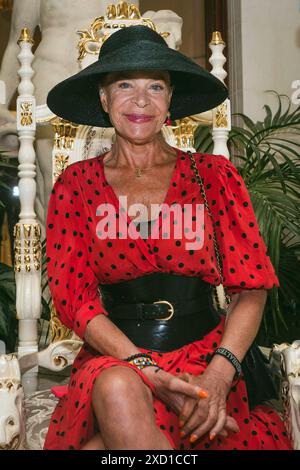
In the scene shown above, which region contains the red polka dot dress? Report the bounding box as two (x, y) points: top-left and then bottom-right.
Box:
(43, 148), (291, 450)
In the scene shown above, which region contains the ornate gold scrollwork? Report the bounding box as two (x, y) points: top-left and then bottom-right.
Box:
(53, 355), (68, 368)
(54, 154), (69, 181)
(77, 1), (159, 62)
(107, 1), (141, 20)
(77, 17), (108, 61)
(160, 31), (171, 40)
(20, 102), (33, 126)
(107, 4), (116, 19)
(0, 356), (20, 392)
(52, 117), (79, 151)
(170, 117), (199, 149)
(215, 102), (228, 128)
(50, 304), (73, 343)
(51, 117), (79, 180)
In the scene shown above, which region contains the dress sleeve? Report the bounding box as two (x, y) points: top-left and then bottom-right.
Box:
(204, 154), (280, 295)
(46, 165), (108, 340)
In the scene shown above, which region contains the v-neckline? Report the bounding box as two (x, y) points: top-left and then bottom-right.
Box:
(98, 146), (182, 242)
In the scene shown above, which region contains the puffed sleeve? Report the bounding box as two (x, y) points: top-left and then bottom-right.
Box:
(46, 164), (108, 340)
(204, 154), (279, 295)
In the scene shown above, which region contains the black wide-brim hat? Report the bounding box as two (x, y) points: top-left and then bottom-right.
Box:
(47, 25), (228, 127)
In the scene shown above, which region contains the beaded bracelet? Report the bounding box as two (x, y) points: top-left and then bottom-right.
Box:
(122, 353), (161, 371)
(213, 347), (242, 382)
(123, 353), (153, 362)
(127, 356), (161, 371)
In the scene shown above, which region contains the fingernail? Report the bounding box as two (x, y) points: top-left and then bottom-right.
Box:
(179, 420), (184, 428)
(197, 389), (209, 398)
(180, 431), (185, 439)
(209, 433), (216, 441)
(190, 434), (198, 443)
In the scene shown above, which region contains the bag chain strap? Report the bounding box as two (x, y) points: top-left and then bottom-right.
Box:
(187, 151), (231, 310)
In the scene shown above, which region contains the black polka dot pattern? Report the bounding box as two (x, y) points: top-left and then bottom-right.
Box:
(195, 154), (279, 294)
(47, 151), (279, 338)
(44, 150), (285, 451)
(44, 315), (291, 451)
(46, 164), (109, 340)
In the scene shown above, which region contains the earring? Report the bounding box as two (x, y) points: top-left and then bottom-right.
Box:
(165, 111), (172, 126)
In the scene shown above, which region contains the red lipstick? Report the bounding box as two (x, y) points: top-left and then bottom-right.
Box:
(125, 114), (154, 123)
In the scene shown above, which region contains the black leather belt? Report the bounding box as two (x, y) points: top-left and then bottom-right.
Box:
(105, 298), (209, 321)
(100, 273), (221, 352)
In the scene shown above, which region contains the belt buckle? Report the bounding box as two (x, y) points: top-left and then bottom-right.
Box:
(153, 300), (174, 321)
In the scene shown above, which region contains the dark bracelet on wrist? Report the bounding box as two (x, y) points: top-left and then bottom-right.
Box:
(213, 347), (242, 382)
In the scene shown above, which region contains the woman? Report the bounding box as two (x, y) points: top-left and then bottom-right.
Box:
(44, 26), (291, 450)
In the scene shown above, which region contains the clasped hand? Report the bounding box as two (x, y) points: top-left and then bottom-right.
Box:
(144, 366), (239, 443)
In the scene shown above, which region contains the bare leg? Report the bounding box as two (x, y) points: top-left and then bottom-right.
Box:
(92, 366), (173, 450)
(80, 432), (106, 450)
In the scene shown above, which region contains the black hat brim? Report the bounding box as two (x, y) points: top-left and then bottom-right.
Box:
(47, 39), (228, 127)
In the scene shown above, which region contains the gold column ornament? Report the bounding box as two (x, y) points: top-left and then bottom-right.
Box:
(209, 31), (225, 46)
(13, 223), (41, 273)
(209, 31), (229, 134)
(51, 117), (79, 180)
(215, 102), (228, 128)
(17, 27), (34, 45)
(52, 117), (79, 151)
(171, 117), (200, 149)
(49, 117), (78, 336)
(54, 154), (69, 180)
(20, 101), (33, 126)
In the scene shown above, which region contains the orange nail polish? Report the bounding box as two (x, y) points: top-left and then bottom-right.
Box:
(209, 433), (216, 441)
(190, 434), (198, 443)
(197, 389), (209, 398)
(179, 420), (184, 428)
(180, 431), (185, 439)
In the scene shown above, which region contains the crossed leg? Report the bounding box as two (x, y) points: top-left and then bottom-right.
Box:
(80, 432), (106, 450)
(81, 366), (173, 450)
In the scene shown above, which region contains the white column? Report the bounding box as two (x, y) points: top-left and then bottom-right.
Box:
(15, 28), (41, 388)
(209, 32), (231, 159)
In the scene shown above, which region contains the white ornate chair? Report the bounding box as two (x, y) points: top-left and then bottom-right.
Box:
(269, 341), (300, 450)
(0, 1), (236, 450)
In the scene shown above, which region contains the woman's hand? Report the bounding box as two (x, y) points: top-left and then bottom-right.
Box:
(177, 369), (239, 442)
(141, 366), (209, 416)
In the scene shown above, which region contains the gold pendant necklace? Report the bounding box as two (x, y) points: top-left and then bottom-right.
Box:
(134, 166), (153, 178)
(104, 154), (153, 178)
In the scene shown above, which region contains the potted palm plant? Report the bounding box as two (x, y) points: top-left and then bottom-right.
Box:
(194, 92), (300, 346)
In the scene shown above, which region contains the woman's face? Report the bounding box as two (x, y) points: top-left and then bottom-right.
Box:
(99, 70), (173, 144)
